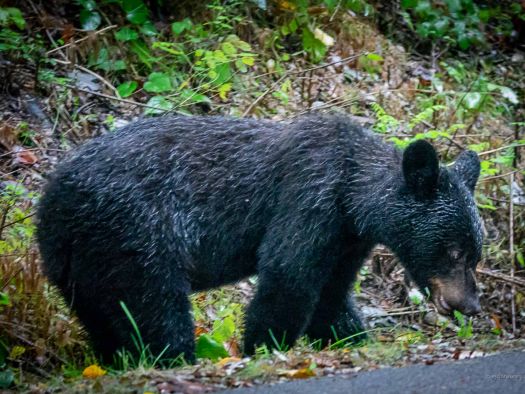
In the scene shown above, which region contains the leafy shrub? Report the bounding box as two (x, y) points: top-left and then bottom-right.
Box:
(401, 0), (525, 50)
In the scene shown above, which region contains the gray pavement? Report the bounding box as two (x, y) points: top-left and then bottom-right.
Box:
(224, 349), (525, 394)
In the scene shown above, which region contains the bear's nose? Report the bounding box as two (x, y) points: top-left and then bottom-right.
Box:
(460, 297), (481, 316)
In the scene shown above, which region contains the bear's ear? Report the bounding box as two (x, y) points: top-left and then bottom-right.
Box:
(453, 150), (480, 193)
(402, 140), (439, 196)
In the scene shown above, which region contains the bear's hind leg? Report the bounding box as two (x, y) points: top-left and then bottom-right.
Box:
(70, 250), (195, 364)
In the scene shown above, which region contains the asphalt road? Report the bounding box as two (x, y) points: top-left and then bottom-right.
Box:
(224, 350), (525, 394)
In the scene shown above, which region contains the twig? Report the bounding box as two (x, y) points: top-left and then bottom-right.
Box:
(45, 25), (117, 55)
(0, 212), (36, 231)
(243, 74), (287, 116)
(53, 59), (120, 98)
(386, 309), (431, 317)
(477, 268), (525, 288)
(509, 172), (517, 335)
(479, 170), (518, 183)
(478, 143), (525, 157)
(61, 84), (187, 114)
(0, 148), (67, 159)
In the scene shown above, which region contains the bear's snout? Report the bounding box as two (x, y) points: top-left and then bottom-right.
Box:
(430, 274), (481, 317)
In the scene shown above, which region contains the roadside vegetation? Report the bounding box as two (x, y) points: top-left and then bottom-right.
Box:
(0, 0), (524, 392)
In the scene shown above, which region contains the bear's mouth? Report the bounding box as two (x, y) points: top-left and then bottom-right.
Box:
(434, 293), (452, 315)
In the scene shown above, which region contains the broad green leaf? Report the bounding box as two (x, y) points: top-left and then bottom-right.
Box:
(115, 27), (138, 42)
(144, 72), (172, 93)
(144, 96), (173, 115)
(302, 28), (327, 63)
(195, 334), (229, 361)
(221, 42), (236, 56)
(212, 317), (235, 343)
(140, 20), (157, 36)
(209, 63), (232, 86)
(179, 89), (211, 104)
(116, 81), (138, 97)
(122, 0), (149, 25)
(172, 18), (192, 35)
(79, 10), (101, 30)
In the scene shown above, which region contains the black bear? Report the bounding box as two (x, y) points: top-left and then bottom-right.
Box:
(36, 114), (483, 363)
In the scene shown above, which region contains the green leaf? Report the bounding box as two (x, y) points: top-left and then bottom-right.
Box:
(218, 83), (232, 100)
(116, 81), (138, 97)
(5, 7), (26, 29)
(140, 20), (158, 36)
(122, 0), (149, 25)
(78, 0), (97, 10)
(209, 63), (232, 86)
(115, 27), (138, 42)
(172, 18), (192, 35)
(144, 96), (173, 115)
(221, 42), (237, 56)
(79, 10), (101, 30)
(144, 72), (172, 93)
(195, 334), (229, 361)
(366, 53), (384, 62)
(212, 317), (235, 343)
(0, 369), (14, 389)
(241, 56), (255, 66)
(129, 40), (154, 69)
(302, 28), (327, 63)
(179, 89), (211, 104)
(0, 291), (9, 306)
(463, 92), (482, 110)
(517, 250), (525, 268)
(401, 0), (418, 8)
(457, 33), (471, 50)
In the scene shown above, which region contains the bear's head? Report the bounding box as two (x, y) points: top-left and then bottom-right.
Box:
(390, 140), (483, 316)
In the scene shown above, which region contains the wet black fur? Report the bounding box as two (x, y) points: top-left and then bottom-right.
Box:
(36, 114), (482, 362)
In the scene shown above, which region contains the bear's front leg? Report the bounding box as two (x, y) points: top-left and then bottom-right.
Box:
(304, 249), (371, 347)
(305, 295), (367, 347)
(243, 271), (323, 353)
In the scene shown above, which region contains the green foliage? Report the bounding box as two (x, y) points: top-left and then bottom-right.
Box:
(0, 7), (44, 63)
(272, 0), (371, 63)
(402, 0), (485, 50)
(78, 0), (256, 111)
(195, 317), (236, 361)
(0, 183), (36, 254)
(371, 103), (400, 134)
(402, 0), (525, 51)
(453, 310), (473, 339)
(0, 7), (25, 29)
(116, 81), (138, 97)
(78, 0), (101, 30)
